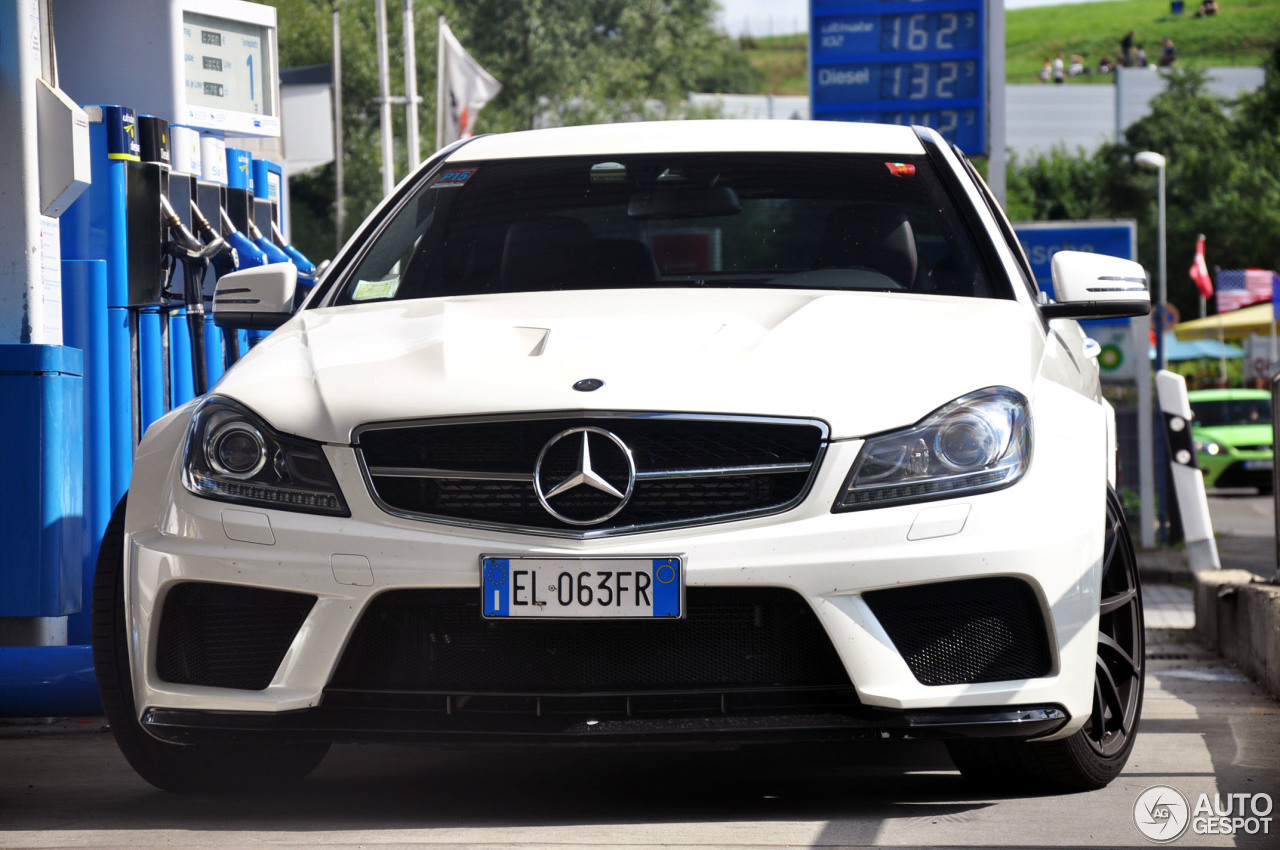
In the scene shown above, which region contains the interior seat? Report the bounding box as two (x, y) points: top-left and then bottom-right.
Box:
(500, 219), (657, 289)
(813, 204), (918, 288)
(500, 217), (595, 289)
(585, 238), (657, 285)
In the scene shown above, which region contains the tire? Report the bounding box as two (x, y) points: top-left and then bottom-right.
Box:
(91, 496), (329, 793)
(946, 488), (1144, 792)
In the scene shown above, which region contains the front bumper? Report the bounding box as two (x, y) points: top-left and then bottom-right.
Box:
(123, 418), (1107, 745)
(1199, 450), (1274, 489)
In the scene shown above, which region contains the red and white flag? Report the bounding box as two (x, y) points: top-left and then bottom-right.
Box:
(1189, 234), (1213, 299)
(1215, 268), (1275, 313)
(438, 19), (502, 147)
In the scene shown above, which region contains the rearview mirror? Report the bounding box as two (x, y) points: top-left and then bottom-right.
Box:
(1041, 251), (1151, 320)
(212, 263), (298, 331)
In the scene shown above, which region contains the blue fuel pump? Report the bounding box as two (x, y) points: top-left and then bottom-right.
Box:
(5, 0), (288, 718)
(249, 157), (315, 278)
(134, 115), (172, 431)
(40, 106), (138, 717)
(61, 106), (136, 505)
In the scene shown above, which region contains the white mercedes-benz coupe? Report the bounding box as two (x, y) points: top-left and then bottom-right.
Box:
(93, 120), (1152, 793)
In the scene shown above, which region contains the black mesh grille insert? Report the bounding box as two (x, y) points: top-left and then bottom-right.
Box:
(357, 415), (825, 534)
(156, 583), (316, 690)
(328, 587), (851, 692)
(863, 578), (1052, 686)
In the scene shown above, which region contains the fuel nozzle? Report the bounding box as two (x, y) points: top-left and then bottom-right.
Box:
(220, 207), (268, 269)
(184, 201), (240, 278)
(188, 202), (218, 243)
(160, 195), (224, 260)
(247, 219), (292, 265)
(270, 221), (317, 278)
(158, 196), (229, 399)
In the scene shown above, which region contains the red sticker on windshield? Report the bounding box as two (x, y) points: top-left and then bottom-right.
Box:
(885, 162), (916, 177)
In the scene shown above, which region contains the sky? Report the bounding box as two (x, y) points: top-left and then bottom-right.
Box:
(717, 0), (1114, 37)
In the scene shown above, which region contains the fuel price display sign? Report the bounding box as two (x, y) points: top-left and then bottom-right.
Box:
(810, 1), (990, 155)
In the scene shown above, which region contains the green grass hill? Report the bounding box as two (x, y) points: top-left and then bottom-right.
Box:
(741, 0), (1280, 94)
(1006, 0), (1280, 84)
(737, 33), (807, 94)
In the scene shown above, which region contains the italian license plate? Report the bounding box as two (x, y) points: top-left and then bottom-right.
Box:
(1245, 459), (1274, 471)
(481, 556), (683, 619)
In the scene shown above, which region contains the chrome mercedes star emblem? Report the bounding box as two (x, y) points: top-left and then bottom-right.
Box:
(534, 427), (636, 525)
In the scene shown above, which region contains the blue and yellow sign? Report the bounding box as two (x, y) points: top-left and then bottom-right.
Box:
(104, 105), (140, 162)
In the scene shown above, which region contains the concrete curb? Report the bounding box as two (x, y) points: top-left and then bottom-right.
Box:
(1193, 570), (1280, 701)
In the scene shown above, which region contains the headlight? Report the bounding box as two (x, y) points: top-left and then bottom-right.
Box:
(1194, 440), (1222, 456)
(833, 387), (1031, 511)
(182, 396), (349, 516)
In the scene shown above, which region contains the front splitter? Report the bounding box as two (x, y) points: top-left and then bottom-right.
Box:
(141, 702), (1068, 747)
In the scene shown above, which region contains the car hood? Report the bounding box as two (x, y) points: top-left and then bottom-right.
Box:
(1194, 423), (1274, 450)
(214, 289), (1047, 444)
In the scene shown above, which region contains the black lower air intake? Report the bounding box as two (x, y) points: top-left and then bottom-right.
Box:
(864, 577), (1052, 686)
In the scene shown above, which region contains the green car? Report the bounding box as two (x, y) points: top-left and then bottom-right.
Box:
(1188, 388), (1274, 493)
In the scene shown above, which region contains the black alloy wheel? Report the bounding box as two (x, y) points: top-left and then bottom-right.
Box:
(1083, 491), (1145, 758)
(92, 496), (330, 792)
(946, 488), (1145, 792)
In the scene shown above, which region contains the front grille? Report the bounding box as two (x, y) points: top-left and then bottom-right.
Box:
(356, 414), (826, 536)
(328, 587), (851, 693)
(863, 578), (1052, 686)
(156, 583), (316, 690)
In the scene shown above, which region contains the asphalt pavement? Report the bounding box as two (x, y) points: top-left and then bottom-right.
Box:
(3, 625), (1276, 848)
(1138, 491), (1277, 582)
(1208, 490), (1277, 581)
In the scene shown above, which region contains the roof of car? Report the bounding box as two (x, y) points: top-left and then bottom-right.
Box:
(1187, 388), (1272, 401)
(446, 119), (928, 161)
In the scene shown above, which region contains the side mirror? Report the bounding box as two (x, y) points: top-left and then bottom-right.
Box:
(1041, 251), (1151, 320)
(212, 263), (298, 331)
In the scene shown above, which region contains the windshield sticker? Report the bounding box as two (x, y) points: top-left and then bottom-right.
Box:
(430, 168), (477, 188)
(352, 277), (401, 300)
(884, 162), (916, 178)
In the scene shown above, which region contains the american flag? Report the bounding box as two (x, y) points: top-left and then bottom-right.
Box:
(1215, 269), (1276, 313)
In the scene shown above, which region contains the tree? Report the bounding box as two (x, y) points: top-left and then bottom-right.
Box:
(1121, 66), (1280, 312)
(1230, 44), (1280, 273)
(1007, 56), (1280, 319)
(267, 0), (745, 262)
(266, 1), (388, 259)
(1005, 148), (1115, 222)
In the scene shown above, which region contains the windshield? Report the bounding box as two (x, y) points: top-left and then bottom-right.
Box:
(332, 152), (1003, 305)
(1192, 398), (1272, 427)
